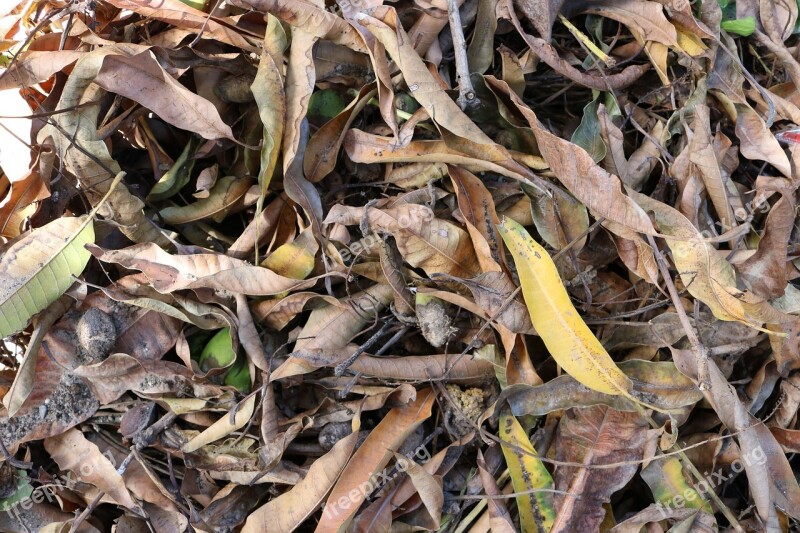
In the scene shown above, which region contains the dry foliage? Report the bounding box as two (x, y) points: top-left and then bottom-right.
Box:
(2, 0), (800, 531)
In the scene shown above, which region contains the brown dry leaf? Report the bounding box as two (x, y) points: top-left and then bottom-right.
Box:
(760, 0), (798, 43)
(88, 242), (322, 295)
(609, 505), (716, 533)
(671, 348), (800, 528)
(736, 188), (794, 298)
(514, 0), (565, 41)
(378, 238), (415, 316)
(344, 129), (545, 184)
(72, 354), (223, 403)
(439, 271), (534, 334)
(671, 104), (736, 231)
(326, 204), (480, 277)
(316, 388), (435, 532)
(348, 353), (494, 383)
(103, 0), (258, 50)
(476, 450), (516, 533)
(270, 284), (393, 380)
(735, 103), (791, 177)
(552, 405), (648, 532)
(44, 428), (140, 511)
(227, 0), (367, 53)
(357, 7), (495, 144)
(228, 193), (292, 261)
(159, 176), (253, 225)
(3, 295), (71, 416)
(563, 0), (678, 46)
(95, 51), (236, 141)
(304, 85), (375, 182)
(241, 419), (361, 533)
(36, 47), (168, 246)
(449, 165), (504, 273)
(504, 360), (702, 415)
(0, 166), (50, 239)
(485, 77), (657, 235)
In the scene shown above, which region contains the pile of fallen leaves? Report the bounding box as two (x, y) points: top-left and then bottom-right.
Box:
(2, 0), (800, 530)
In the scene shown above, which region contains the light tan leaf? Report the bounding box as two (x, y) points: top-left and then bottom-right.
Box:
(95, 51), (235, 141)
(357, 7), (495, 144)
(44, 428), (139, 511)
(182, 395), (256, 453)
(735, 103), (791, 177)
(88, 243), (321, 295)
(0, 51), (84, 90)
(325, 204), (480, 277)
(36, 47), (168, 245)
(241, 421), (361, 533)
(634, 192), (789, 329)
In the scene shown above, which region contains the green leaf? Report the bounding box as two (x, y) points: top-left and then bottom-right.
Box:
(641, 457), (712, 514)
(147, 135), (203, 202)
(571, 97), (606, 163)
(0, 216), (94, 338)
(198, 328), (236, 371)
(0, 470), (33, 512)
(721, 17), (756, 36)
(224, 353), (252, 392)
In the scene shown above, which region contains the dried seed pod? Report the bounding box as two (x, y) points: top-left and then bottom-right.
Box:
(77, 307), (117, 360)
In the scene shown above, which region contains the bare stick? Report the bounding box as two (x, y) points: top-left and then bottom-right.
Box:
(446, 0), (478, 110)
(645, 234), (710, 390)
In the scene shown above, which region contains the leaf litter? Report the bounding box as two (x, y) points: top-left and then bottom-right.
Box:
(2, 0), (800, 531)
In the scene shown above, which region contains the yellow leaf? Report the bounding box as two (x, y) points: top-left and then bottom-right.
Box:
(676, 28), (707, 57)
(497, 217), (633, 396)
(261, 227), (318, 280)
(499, 411), (555, 533)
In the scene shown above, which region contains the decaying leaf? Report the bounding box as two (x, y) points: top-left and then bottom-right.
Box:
(4, 0), (800, 530)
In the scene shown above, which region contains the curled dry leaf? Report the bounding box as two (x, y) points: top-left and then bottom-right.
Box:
(88, 243), (322, 295)
(95, 51), (236, 141)
(325, 204), (480, 277)
(44, 428), (139, 512)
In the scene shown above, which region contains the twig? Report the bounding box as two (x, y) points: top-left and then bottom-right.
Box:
(334, 321), (395, 376)
(558, 14), (615, 67)
(446, 0), (478, 110)
(645, 234), (710, 390)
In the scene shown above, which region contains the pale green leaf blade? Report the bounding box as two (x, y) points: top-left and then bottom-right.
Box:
(0, 216), (94, 338)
